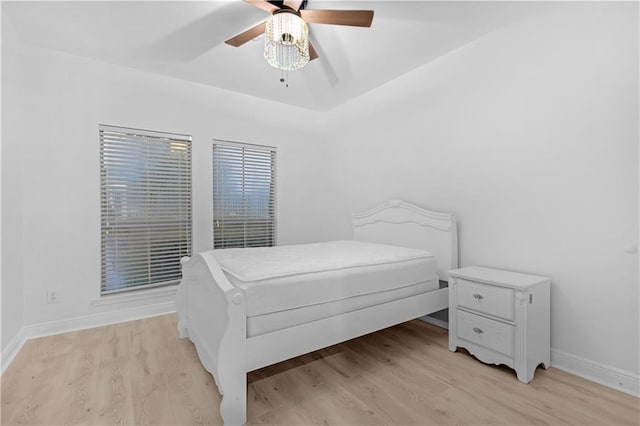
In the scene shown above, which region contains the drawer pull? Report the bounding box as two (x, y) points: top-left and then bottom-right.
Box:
(473, 327), (484, 334)
(472, 293), (484, 300)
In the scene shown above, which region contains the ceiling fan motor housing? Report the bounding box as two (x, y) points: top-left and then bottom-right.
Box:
(267, 0), (308, 11)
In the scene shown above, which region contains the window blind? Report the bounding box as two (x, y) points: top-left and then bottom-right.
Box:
(100, 125), (192, 294)
(213, 141), (276, 249)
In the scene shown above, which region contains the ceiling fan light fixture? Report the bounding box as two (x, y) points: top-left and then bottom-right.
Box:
(264, 11), (309, 70)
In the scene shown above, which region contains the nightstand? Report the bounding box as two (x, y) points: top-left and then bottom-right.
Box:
(448, 266), (550, 383)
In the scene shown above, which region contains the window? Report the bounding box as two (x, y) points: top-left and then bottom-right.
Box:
(100, 125), (192, 294)
(213, 141), (276, 249)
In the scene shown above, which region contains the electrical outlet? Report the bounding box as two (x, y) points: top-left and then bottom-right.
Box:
(46, 290), (59, 304)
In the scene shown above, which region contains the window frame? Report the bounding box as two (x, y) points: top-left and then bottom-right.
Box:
(99, 124), (193, 295)
(212, 139), (277, 249)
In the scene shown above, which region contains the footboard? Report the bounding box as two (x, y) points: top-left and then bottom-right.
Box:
(177, 252), (247, 425)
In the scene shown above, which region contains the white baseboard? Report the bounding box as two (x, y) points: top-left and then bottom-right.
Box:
(551, 348), (639, 397)
(24, 300), (177, 340)
(1, 327), (28, 374)
(1, 300), (176, 374)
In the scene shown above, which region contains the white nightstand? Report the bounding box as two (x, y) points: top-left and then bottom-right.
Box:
(448, 266), (551, 383)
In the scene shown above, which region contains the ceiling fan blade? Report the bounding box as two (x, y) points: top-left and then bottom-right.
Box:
(283, 0), (304, 11)
(300, 9), (374, 27)
(309, 42), (319, 60)
(225, 21), (266, 47)
(244, 0), (280, 14)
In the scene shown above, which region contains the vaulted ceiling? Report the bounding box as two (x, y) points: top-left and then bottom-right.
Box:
(3, 1), (547, 111)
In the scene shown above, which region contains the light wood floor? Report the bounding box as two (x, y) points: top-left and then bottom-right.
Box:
(1, 314), (638, 425)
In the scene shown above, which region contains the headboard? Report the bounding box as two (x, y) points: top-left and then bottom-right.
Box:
(352, 199), (458, 281)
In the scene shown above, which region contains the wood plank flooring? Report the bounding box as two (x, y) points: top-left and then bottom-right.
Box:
(2, 314), (638, 425)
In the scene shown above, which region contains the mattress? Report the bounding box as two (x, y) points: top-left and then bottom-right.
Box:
(214, 240), (438, 326)
(246, 280), (438, 337)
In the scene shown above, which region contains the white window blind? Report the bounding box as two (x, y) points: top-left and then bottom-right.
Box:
(213, 141), (276, 249)
(100, 125), (192, 294)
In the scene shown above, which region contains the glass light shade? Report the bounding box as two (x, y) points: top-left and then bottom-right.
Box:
(264, 12), (309, 71)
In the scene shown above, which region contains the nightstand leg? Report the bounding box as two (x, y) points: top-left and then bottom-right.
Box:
(448, 279), (458, 352)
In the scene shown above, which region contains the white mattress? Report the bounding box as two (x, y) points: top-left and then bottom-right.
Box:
(214, 240), (437, 318)
(246, 280), (438, 337)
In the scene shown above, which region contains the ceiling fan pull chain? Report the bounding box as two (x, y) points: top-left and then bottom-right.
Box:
(279, 69), (290, 88)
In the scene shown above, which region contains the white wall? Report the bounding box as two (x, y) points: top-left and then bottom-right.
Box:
(326, 3), (639, 377)
(1, 18), (25, 351)
(1, 18), (338, 343)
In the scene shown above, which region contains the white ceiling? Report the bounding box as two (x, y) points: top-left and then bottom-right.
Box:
(3, 1), (546, 111)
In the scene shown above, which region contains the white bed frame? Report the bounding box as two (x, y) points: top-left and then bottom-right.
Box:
(176, 199), (457, 425)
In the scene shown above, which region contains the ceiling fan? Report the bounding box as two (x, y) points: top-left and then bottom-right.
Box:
(225, 0), (374, 71)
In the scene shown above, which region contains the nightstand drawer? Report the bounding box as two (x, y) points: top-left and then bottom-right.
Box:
(457, 279), (514, 321)
(457, 309), (514, 357)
